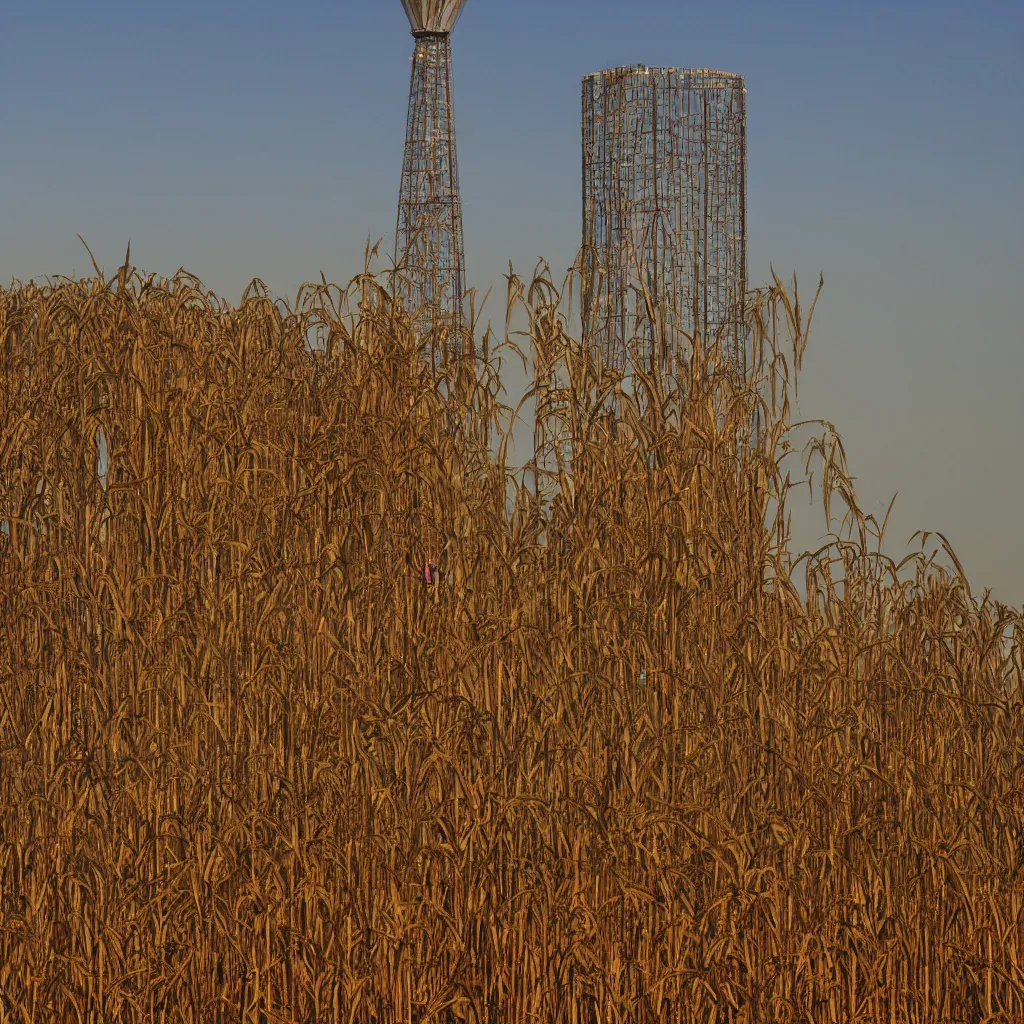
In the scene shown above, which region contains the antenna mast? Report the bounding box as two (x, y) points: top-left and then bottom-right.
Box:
(396, 0), (470, 368)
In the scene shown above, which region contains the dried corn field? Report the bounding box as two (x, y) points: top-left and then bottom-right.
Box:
(1, 256), (1023, 1024)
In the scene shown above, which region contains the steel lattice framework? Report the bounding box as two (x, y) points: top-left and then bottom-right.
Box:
(395, 0), (469, 364)
(581, 66), (747, 387)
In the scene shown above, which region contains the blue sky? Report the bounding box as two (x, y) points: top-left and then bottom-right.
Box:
(2, 0), (1022, 601)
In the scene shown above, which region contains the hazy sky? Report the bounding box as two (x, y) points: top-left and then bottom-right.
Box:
(3, 0), (1022, 602)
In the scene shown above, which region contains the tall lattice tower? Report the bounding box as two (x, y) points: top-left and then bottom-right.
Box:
(395, 0), (468, 365)
(581, 66), (747, 391)
(536, 66), (747, 480)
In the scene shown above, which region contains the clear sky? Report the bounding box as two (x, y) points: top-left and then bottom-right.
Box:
(3, 0), (1022, 602)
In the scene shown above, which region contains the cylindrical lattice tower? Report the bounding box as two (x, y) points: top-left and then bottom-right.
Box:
(581, 66), (747, 387)
(396, 0), (468, 365)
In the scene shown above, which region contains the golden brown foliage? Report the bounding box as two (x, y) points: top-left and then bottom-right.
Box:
(0, 255), (1022, 1023)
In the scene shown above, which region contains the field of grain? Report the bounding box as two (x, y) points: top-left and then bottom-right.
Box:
(1, 255), (1022, 1023)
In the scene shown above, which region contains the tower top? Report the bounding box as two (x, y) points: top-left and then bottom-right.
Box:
(400, 0), (468, 34)
(583, 66), (745, 92)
